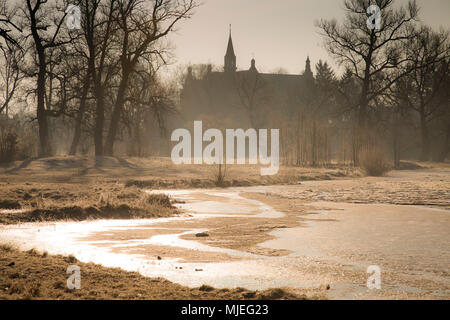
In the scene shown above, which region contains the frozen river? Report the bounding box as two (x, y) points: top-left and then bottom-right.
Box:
(1, 176), (449, 299)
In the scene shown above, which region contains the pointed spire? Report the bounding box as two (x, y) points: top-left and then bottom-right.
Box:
(226, 37), (234, 56)
(303, 55), (313, 79)
(224, 25), (236, 73)
(226, 25), (235, 57)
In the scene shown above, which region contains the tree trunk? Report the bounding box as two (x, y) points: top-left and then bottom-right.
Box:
(352, 125), (360, 166)
(30, 3), (52, 158)
(419, 111), (430, 161)
(434, 123), (450, 162)
(311, 119), (317, 166)
(135, 126), (142, 157)
(393, 112), (400, 169)
(94, 86), (105, 156)
(355, 46), (374, 164)
(37, 56), (51, 157)
(69, 77), (90, 155)
(104, 71), (130, 156)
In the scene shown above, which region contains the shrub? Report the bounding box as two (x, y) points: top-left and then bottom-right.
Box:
(214, 163), (227, 187)
(16, 125), (38, 159)
(359, 146), (391, 176)
(0, 130), (18, 163)
(142, 193), (173, 208)
(0, 199), (21, 209)
(0, 117), (38, 162)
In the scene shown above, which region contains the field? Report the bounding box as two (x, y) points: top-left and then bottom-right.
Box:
(0, 156), (360, 223)
(0, 156), (362, 299)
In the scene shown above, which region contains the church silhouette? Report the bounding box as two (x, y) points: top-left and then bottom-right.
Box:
(180, 27), (314, 129)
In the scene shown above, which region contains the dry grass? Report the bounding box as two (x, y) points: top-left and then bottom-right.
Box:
(213, 163), (228, 187)
(124, 163), (361, 189)
(1, 156), (361, 186)
(417, 161), (450, 169)
(359, 146), (392, 176)
(0, 183), (178, 224)
(0, 246), (314, 300)
(0, 156), (361, 224)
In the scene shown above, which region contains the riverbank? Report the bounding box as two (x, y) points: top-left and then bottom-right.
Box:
(1, 158), (449, 299)
(0, 244), (310, 300)
(0, 156), (360, 224)
(0, 186), (178, 224)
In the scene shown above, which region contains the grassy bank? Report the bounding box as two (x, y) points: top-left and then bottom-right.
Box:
(0, 156), (361, 224)
(0, 184), (177, 224)
(0, 245), (312, 300)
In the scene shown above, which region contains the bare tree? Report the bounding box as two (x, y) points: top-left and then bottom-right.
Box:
(66, 0), (117, 155)
(0, 39), (24, 115)
(0, 2), (23, 116)
(103, 0), (197, 155)
(434, 59), (450, 162)
(124, 60), (176, 156)
(67, 51), (92, 155)
(0, 1), (22, 49)
(83, 0), (120, 156)
(21, 0), (78, 156)
(393, 26), (449, 161)
(317, 0), (418, 156)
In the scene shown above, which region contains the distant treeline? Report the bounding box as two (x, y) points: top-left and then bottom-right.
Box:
(0, 0), (449, 167)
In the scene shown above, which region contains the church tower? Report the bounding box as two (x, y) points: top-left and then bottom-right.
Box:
(303, 56), (313, 79)
(249, 55), (258, 73)
(224, 25), (236, 73)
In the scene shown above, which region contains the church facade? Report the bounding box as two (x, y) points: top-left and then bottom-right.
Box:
(180, 30), (314, 129)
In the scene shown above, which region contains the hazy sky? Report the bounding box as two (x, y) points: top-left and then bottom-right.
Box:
(170, 0), (450, 75)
